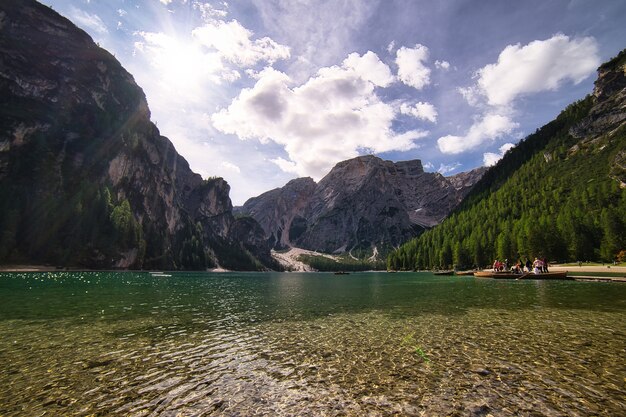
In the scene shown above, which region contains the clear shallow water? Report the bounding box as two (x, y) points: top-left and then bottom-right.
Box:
(0, 271), (624, 416)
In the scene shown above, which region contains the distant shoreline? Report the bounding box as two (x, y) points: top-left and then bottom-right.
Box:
(0, 265), (234, 273)
(1, 264), (625, 275)
(0, 265), (80, 272)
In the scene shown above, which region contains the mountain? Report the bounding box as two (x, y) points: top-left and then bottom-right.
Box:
(0, 0), (278, 270)
(237, 155), (486, 256)
(388, 49), (626, 270)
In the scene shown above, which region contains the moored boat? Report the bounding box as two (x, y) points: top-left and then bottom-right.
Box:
(473, 271), (570, 280)
(433, 270), (455, 276)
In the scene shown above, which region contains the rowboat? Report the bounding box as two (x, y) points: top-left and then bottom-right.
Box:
(434, 270), (455, 276)
(473, 271), (570, 280)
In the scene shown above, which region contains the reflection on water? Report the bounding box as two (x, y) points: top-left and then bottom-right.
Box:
(0, 271), (625, 416)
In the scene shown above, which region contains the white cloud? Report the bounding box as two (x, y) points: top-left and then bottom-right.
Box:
(192, 20), (290, 67)
(437, 113), (518, 154)
(159, 0), (173, 5)
(435, 60), (450, 70)
(387, 41), (396, 54)
(483, 143), (515, 166)
(476, 34), (600, 106)
(437, 162), (461, 175)
(270, 157), (299, 174)
(221, 161), (241, 173)
(69, 7), (108, 34)
(193, 1), (228, 21)
(444, 34), (598, 158)
(251, 0), (377, 81)
(117, 9), (127, 17)
(423, 162), (434, 170)
(457, 86), (481, 107)
(343, 51), (395, 87)
(400, 101), (438, 123)
(395, 44), (431, 90)
(212, 52), (428, 179)
(134, 16), (289, 91)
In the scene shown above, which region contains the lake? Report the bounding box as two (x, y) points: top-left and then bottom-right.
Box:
(0, 271), (624, 416)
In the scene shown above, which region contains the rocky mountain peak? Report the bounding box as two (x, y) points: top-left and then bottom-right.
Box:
(595, 49), (626, 101)
(394, 159), (425, 177)
(448, 167), (489, 191)
(238, 156), (485, 256)
(568, 49), (626, 186)
(570, 49), (626, 141)
(0, 0), (277, 270)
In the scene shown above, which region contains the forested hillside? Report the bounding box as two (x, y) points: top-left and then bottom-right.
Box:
(388, 51), (626, 270)
(0, 0), (278, 270)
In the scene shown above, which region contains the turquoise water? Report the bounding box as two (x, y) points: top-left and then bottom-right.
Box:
(0, 271), (625, 416)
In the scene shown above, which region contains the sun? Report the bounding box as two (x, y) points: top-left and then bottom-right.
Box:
(136, 31), (223, 94)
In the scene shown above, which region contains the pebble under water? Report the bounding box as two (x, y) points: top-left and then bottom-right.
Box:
(0, 271), (624, 416)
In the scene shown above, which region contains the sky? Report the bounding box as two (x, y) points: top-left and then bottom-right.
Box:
(40, 0), (626, 205)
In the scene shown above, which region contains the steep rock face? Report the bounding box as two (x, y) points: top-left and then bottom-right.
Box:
(234, 177), (316, 250)
(298, 156), (416, 253)
(448, 167), (489, 192)
(570, 50), (626, 141)
(0, 0), (275, 270)
(569, 50), (626, 186)
(238, 155), (485, 254)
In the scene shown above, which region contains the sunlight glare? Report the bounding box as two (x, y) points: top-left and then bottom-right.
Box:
(139, 31), (223, 95)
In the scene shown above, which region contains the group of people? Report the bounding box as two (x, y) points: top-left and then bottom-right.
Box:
(492, 257), (549, 274)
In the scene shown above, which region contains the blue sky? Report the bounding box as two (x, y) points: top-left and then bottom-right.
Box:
(41, 0), (626, 204)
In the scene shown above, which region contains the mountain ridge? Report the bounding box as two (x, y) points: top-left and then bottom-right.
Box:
(237, 155), (486, 256)
(0, 0), (278, 270)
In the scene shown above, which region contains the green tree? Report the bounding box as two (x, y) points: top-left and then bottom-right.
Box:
(600, 208), (625, 261)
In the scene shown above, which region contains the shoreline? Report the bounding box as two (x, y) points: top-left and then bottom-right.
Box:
(0, 265), (78, 272)
(1, 263), (625, 276)
(549, 265), (626, 274)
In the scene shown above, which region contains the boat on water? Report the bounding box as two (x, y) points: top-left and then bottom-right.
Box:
(455, 271), (476, 276)
(433, 270), (455, 276)
(149, 271), (172, 277)
(473, 271), (570, 280)
(334, 271), (350, 275)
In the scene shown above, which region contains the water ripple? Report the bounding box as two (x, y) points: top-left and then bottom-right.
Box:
(1, 273), (625, 416)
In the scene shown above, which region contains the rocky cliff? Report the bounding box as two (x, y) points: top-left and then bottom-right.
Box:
(238, 156), (486, 255)
(234, 177), (317, 251)
(0, 0), (277, 270)
(569, 49), (626, 186)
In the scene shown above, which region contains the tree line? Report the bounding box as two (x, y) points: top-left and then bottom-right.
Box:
(388, 96), (626, 271)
